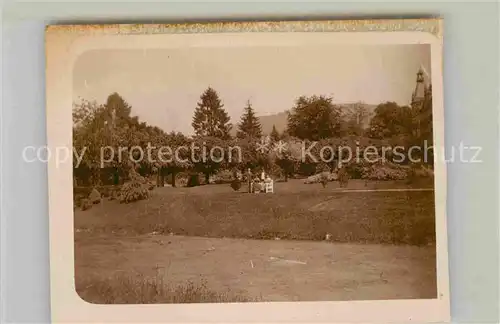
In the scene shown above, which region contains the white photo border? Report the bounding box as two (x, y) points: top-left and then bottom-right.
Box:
(46, 19), (449, 323)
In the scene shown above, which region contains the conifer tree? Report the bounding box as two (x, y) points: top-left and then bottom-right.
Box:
(270, 124), (281, 142)
(192, 87), (232, 139)
(236, 100), (262, 139)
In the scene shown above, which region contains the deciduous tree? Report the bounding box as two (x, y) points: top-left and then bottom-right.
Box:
(366, 102), (413, 140)
(286, 95), (342, 141)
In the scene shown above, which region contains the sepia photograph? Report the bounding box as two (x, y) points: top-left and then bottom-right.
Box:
(46, 20), (449, 323)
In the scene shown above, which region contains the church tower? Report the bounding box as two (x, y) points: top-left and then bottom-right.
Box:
(412, 68), (426, 108)
(411, 67), (427, 138)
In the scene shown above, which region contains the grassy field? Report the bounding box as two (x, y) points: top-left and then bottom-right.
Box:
(74, 179), (437, 303)
(75, 235), (437, 303)
(76, 270), (255, 304)
(75, 179), (435, 246)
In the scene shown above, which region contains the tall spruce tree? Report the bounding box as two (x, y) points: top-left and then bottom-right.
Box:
(192, 87), (232, 139)
(236, 100), (262, 139)
(270, 124), (281, 142)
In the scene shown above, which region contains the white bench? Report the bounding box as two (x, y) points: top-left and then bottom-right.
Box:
(265, 180), (274, 193)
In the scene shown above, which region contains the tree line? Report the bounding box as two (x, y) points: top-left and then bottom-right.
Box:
(73, 85), (433, 187)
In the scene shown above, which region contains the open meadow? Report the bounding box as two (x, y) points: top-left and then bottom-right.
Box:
(75, 179), (437, 303)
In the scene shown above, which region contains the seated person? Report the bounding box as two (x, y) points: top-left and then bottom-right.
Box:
(252, 177), (262, 193)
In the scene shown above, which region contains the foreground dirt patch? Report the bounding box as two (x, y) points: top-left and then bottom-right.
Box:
(76, 234), (437, 302)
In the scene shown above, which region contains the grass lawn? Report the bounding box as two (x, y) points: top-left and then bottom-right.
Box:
(75, 179), (436, 246)
(75, 235), (437, 303)
(74, 179), (437, 303)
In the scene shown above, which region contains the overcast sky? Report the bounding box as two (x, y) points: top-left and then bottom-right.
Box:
(73, 44), (431, 134)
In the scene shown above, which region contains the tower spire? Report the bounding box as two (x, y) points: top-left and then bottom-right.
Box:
(419, 63), (430, 80)
(412, 68), (426, 139)
(412, 68), (426, 105)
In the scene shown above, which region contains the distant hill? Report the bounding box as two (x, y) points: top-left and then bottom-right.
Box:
(229, 111), (288, 137)
(257, 111), (290, 135)
(230, 103), (378, 136)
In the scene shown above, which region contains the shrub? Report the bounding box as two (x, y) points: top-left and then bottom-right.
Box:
(89, 188), (102, 204)
(230, 179), (242, 191)
(108, 189), (120, 201)
(320, 171), (330, 187)
(212, 170), (234, 184)
(320, 178), (328, 188)
(80, 198), (92, 211)
(74, 186), (123, 206)
(74, 193), (86, 207)
(316, 163), (331, 173)
(362, 162), (409, 180)
(268, 163), (285, 181)
(165, 172), (188, 187)
(186, 174), (200, 187)
(100, 189), (111, 198)
(405, 164), (435, 186)
(410, 164), (434, 178)
(129, 168), (147, 183)
(176, 177), (188, 187)
(346, 162), (370, 179)
(119, 181), (149, 203)
(304, 171), (335, 184)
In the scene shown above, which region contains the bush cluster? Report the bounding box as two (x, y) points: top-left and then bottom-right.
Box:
(211, 170), (234, 184)
(119, 181), (150, 203)
(186, 173), (201, 187)
(230, 178), (242, 191)
(303, 161), (435, 184)
(361, 161), (409, 180)
(304, 171), (336, 184)
(89, 188), (102, 204)
(119, 170), (150, 203)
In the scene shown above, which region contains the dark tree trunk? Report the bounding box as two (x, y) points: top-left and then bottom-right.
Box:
(171, 170), (177, 188)
(157, 168), (165, 187)
(91, 168), (99, 186)
(205, 172), (210, 185)
(113, 168), (119, 185)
